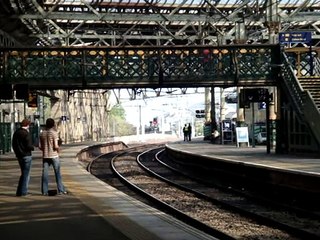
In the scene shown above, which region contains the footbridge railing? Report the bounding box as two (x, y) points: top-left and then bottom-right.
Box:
(0, 44), (280, 89)
(280, 52), (306, 116)
(281, 51), (320, 146)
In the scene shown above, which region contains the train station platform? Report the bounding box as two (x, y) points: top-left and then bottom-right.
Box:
(0, 141), (216, 240)
(166, 137), (320, 196)
(2, 137), (319, 240)
(166, 137), (320, 175)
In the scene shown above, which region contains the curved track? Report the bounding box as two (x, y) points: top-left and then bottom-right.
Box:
(88, 144), (320, 240)
(140, 148), (320, 239)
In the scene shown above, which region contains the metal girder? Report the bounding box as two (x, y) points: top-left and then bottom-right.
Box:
(0, 44), (282, 89)
(18, 11), (320, 23)
(0, 29), (22, 47)
(2, 0), (320, 47)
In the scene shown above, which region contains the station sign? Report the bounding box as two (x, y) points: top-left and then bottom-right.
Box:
(239, 88), (269, 108)
(222, 120), (232, 131)
(61, 116), (69, 121)
(241, 88), (269, 102)
(236, 127), (249, 147)
(0, 84), (13, 100)
(195, 109), (205, 118)
(279, 32), (312, 44)
(15, 84), (29, 100)
(28, 93), (38, 108)
(258, 102), (267, 110)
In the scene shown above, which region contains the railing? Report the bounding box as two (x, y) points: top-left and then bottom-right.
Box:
(0, 44), (280, 89)
(303, 91), (320, 146)
(313, 57), (320, 76)
(281, 52), (320, 146)
(280, 52), (306, 116)
(0, 123), (11, 154)
(284, 47), (320, 78)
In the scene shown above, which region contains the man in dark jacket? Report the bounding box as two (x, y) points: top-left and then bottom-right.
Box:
(12, 119), (34, 196)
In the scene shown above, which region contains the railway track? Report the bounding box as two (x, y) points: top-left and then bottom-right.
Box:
(88, 144), (320, 240)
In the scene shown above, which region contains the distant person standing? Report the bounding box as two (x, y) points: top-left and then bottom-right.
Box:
(183, 124), (189, 141)
(12, 119), (35, 196)
(39, 118), (67, 196)
(187, 123), (192, 141)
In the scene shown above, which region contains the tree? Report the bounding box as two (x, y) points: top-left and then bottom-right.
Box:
(109, 105), (136, 136)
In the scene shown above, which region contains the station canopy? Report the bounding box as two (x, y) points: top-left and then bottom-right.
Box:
(0, 0), (319, 47)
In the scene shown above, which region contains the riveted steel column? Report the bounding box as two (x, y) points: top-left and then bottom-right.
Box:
(234, 18), (246, 132)
(266, 0), (280, 152)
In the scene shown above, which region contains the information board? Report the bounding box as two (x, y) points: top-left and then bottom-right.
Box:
(236, 127), (249, 147)
(279, 32), (312, 44)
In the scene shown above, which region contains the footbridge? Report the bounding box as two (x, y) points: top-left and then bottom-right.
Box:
(0, 44), (281, 89)
(1, 44), (320, 155)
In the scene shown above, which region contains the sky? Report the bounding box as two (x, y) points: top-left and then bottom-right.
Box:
(119, 87), (237, 127)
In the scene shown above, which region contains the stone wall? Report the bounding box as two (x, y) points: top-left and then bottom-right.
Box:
(51, 90), (113, 143)
(0, 89), (113, 144)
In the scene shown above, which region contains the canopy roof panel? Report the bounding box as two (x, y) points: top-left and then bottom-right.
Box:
(0, 0), (319, 47)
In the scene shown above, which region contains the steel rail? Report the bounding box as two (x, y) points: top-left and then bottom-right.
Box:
(136, 147), (320, 239)
(109, 147), (237, 240)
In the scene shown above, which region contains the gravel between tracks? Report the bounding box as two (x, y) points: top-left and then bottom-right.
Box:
(113, 156), (298, 240)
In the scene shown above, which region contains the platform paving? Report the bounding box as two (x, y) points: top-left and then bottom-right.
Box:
(3, 136), (318, 240)
(0, 141), (216, 240)
(167, 137), (320, 175)
(0, 144), (130, 240)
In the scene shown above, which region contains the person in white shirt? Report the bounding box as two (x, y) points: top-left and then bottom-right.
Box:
(39, 118), (67, 196)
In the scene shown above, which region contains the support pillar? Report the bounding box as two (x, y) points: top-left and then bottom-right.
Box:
(266, 0), (280, 152)
(205, 88), (211, 122)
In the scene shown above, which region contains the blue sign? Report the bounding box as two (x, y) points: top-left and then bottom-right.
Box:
(279, 32), (312, 44)
(258, 102), (266, 110)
